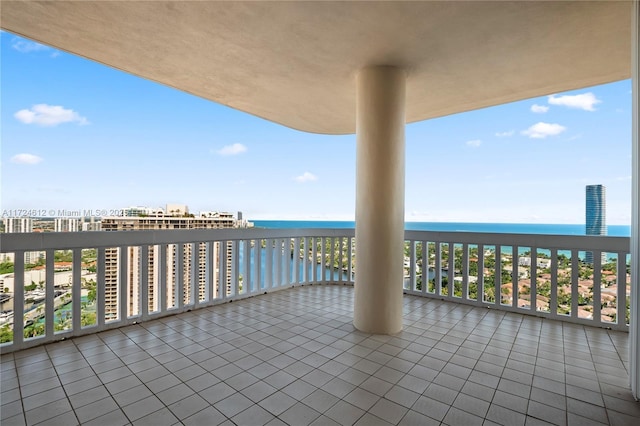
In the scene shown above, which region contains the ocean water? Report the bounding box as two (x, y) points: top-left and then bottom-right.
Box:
(252, 220), (631, 237)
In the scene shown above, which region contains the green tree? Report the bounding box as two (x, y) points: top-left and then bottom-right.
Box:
(0, 261), (14, 274)
(81, 249), (97, 262)
(538, 282), (551, 298)
(580, 265), (593, 280)
(468, 282), (478, 300)
(483, 285), (495, 303)
(81, 311), (97, 327)
(54, 250), (73, 262)
(557, 254), (571, 268)
(24, 322), (45, 338)
(0, 324), (12, 343)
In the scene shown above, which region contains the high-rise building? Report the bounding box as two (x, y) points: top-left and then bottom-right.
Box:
(585, 184), (606, 264)
(4, 218), (33, 234)
(101, 206), (248, 319)
(2, 218), (41, 264)
(81, 217), (102, 231)
(54, 218), (81, 232)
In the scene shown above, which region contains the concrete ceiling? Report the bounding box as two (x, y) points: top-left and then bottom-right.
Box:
(1, 1), (632, 135)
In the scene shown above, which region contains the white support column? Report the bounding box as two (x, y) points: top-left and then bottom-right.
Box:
(630, 0), (639, 401)
(354, 66), (406, 334)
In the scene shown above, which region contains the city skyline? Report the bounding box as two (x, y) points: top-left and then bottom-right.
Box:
(1, 32), (633, 225)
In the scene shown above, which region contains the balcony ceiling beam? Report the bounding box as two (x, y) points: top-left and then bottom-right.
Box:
(0, 1), (632, 135)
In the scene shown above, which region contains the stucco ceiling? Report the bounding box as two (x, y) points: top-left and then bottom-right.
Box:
(1, 1), (632, 135)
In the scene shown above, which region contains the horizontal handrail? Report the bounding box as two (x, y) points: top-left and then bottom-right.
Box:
(0, 228), (355, 251)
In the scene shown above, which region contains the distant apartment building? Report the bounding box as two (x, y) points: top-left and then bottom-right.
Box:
(2, 218), (41, 264)
(4, 217), (33, 234)
(585, 184), (607, 264)
(82, 217), (102, 231)
(518, 256), (552, 269)
(54, 217), (80, 232)
(101, 206), (249, 319)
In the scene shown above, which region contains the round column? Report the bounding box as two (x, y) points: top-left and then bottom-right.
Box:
(354, 66), (406, 334)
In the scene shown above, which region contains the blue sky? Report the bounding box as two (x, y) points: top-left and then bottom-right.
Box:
(1, 32), (632, 224)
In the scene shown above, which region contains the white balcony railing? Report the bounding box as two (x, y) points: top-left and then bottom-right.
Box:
(0, 228), (630, 353)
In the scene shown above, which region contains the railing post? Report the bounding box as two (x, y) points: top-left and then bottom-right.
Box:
(593, 253), (602, 326)
(219, 242), (227, 299)
(495, 245), (502, 307)
(275, 239), (282, 287)
(512, 245), (518, 308)
(530, 248), (537, 313)
(571, 249), (579, 319)
(447, 243), (454, 299)
(478, 244), (485, 303)
(203, 242), (211, 303)
(311, 238), (318, 283)
(119, 246), (128, 320)
(97, 248), (106, 327)
(176, 244), (184, 309)
(550, 249), (558, 318)
(191, 243), (199, 305)
(461, 243), (469, 300)
(337, 237), (343, 284)
(435, 242), (442, 296)
(254, 240), (261, 291)
(72, 248), (82, 331)
(243, 239), (250, 294)
(45, 249), (54, 338)
(13, 251), (25, 350)
(265, 239), (273, 290)
(618, 254), (627, 328)
(329, 237), (335, 283)
(159, 245), (167, 311)
(347, 237), (353, 284)
(421, 241), (428, 294)
(232, 240), (240, 295)
(140, 245), (149, 319)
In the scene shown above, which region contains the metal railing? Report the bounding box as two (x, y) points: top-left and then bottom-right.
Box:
(0, 228), (630, 353)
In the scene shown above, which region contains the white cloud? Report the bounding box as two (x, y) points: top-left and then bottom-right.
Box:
(14, 104), (88, 126)
(11, 39), (49, 53)
(530, 104), (549, 113)
(547, 92), (601, 111)
(495, 130), (514, 137)
(217, 143), (247, 156)
(466, 139), (482, 147)
(521, 122), (567, 139)
(294, 172), (318, 183)
(11, 38), (59, 57)
(11, 153), (43, 165)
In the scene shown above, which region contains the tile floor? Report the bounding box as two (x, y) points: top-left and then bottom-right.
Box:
(1, 285), (639, 426)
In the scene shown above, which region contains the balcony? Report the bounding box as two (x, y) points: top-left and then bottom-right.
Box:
(1, 228), (637, 425)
